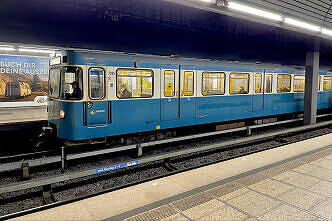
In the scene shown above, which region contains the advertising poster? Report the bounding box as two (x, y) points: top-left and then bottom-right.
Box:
(0, 54), (49, 107)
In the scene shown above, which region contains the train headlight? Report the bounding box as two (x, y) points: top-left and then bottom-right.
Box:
(59, 110), (65, 119)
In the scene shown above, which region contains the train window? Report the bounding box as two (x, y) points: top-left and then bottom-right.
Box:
(59, 67), (83, 100)
(49, 68), (61, 98)
(294, 75), (305, 92)
(49, 67), (83, 100)
(323, 76), (332, 91)
(230, 73), (249, 95)
(184, 71), (194, 96)
(265, 74), (273, 93)
(89, 68), (105, 99)
(202, 72), (225, 96)
(277, 75), (291, 93)
(116, 69), (153, 99)
(164, 70), (175, 97)
(255, 73), (262, 93)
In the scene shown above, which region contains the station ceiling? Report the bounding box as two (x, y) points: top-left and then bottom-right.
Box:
(241, 0), (332, 29)
(0, 0), (332, 68)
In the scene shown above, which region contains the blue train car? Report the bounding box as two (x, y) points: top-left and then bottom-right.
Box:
(47, 50), (332, 141)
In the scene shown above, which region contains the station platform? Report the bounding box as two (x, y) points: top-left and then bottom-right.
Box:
(12, 134), (332, 221)
(0, 106), (47, 130)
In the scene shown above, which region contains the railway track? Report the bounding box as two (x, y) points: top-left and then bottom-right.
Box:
(0, 150), (57, 164)
(0, 115), (306, 173)
(1, 113), (331, 166)
(1, 117), (332, 219)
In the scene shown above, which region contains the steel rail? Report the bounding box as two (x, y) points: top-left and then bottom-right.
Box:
(0, 119), (331, 195)
(1, 113), (331, 174)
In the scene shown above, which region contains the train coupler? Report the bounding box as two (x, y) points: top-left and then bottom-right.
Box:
(42, 126), (54, 134)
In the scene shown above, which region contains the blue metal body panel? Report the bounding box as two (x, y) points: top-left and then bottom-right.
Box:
(73, 52), (134, 67)
(112, 99), (161, 128)
(196, 95), (252, 121)
(49, 91), (332, 140)
(137, 62), (161, 69)
(48, 101), (85, 140)
(180, 97), (196, 119)
(318, 92), (332, 109)
(264, 94), (274, 111)
(161, 97), (178, 121)
(252, 95), (263, 112)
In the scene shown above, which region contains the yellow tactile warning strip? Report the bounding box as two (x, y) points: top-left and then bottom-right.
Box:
(122, 205), (177, 221)
(169, 192), (214, 212)
(123, 147), (332, 221)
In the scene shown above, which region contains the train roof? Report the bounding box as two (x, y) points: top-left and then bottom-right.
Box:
(54, 49), (331, 75)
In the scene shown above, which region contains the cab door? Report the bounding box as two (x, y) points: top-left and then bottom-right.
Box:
(85, 67), (109, 126)
(161, 65), (179, 121)
(180, 66), (196, 119)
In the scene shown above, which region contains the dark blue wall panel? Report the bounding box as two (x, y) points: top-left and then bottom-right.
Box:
(1, 0), (332, 67)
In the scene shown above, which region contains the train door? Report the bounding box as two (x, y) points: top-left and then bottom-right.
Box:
(85, 67), (109, 126)
(263, 72), (273, 110)
(180, 66), (196, 119)
(161, 65), (179, 121)
(252, 73), (264, 112)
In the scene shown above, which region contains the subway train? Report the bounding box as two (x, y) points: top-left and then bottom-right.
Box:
(47, 50), (332, 141)
(5, 81), (32, 98)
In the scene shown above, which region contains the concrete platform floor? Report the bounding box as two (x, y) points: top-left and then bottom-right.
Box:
(0, 106), (47, 124)
(12, 134), (332, 221)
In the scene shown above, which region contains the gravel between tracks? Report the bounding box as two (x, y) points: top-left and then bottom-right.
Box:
(0, 126), (331, 216)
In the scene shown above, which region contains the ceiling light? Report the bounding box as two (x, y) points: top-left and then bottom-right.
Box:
(322, 28), (332, 36)
(228, 2), (282, 21)
(18, 48), (55, 54)
(195, 0), (214, 3)
(284, 18), (320, 32)
(0, 47), (15, 51)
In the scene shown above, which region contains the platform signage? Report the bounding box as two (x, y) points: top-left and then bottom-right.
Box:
(95, 160), (139, 174)
(0, 54), (49, 107)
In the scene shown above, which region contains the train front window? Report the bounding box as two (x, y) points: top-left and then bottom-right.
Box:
(49, 68), (61, 98)
(59, 66), (83, 100)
